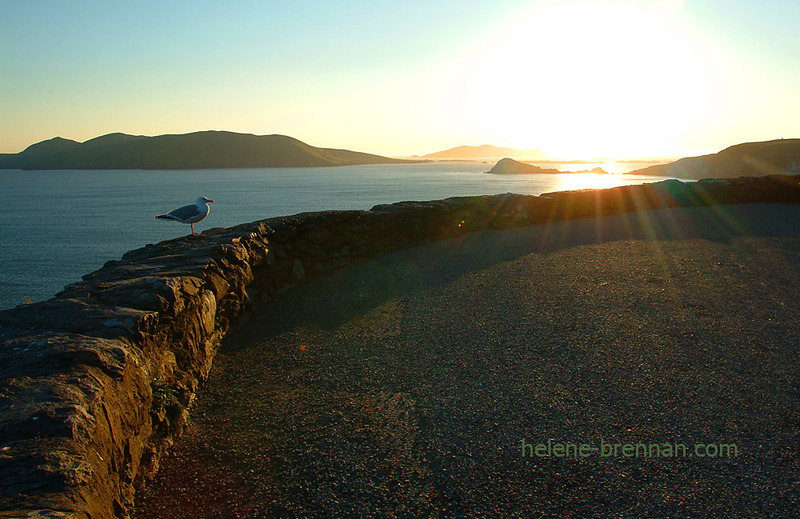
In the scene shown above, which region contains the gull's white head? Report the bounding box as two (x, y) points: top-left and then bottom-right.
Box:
(197, 196), (215, 204)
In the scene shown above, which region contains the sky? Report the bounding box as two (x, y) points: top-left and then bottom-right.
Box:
(1, 0), (798, 159)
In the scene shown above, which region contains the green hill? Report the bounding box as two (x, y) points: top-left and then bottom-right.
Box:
(0, 131), (421, 170)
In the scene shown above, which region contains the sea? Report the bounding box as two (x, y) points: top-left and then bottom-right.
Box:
(0, 161), (672, 310)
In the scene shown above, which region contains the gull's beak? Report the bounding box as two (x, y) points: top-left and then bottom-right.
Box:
(208, 199), (215, 203)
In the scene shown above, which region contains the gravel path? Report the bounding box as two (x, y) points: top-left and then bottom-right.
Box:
(135, 204), (800, 518)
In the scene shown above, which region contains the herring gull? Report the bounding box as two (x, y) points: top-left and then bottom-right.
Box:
(155, 196), (214, 235)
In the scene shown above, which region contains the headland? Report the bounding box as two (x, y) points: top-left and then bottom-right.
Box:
(0, 131), (422, 170)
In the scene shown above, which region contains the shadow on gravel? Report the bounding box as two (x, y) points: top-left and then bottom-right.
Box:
(235, 203), (800, 339)
(136, 203), (800, 518)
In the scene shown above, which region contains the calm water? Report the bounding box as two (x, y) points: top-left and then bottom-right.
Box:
(0, 162), (670, 310)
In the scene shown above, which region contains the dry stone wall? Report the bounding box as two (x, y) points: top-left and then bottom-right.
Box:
(1, 175), (799, 518)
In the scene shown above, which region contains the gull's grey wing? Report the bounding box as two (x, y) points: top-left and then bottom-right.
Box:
(167, 204), (201, 221)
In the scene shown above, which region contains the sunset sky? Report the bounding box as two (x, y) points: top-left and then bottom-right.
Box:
(2, 0), (798, 159)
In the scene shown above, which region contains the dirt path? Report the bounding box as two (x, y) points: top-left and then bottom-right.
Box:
(135, 204), (800, 518)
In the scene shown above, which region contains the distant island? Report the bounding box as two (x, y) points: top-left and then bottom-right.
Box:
(0, 131), (423, 170)
(421, 144), (547, 161)
(486, 157), (607, 175)
(629, 138), (800, 179)
(484, 139), (800, 180)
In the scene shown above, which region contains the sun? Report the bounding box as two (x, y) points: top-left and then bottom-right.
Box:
(460, 0), (715, 159)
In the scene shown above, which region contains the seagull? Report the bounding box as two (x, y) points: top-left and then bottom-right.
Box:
(155, 196), (214, 236)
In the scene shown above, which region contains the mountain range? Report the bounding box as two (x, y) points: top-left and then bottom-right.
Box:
(420, 144), (547, 160)
(4, 132), (798, 180)
(0, 131), (421, 170)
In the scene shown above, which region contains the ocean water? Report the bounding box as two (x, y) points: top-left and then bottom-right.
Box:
(0, 162), (670, 310)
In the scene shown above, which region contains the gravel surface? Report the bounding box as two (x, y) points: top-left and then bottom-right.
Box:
(135, 204), (800, 518)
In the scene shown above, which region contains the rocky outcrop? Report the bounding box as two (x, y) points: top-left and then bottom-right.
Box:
(1, 174), (799, 518)
(486, 158), (561, 174)
(486, 157), (607, 175)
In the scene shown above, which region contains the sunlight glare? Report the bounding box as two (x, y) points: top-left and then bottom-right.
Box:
(554, 172), (633, 192)
(461, 0), (715, 159)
